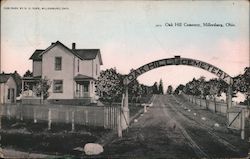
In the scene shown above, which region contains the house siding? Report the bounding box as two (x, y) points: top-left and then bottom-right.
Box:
(33, 61), (42, 76)
(0, 84), (4, 103)
(29, 42), (102, 102)
(79, 60), (93, 77)
(0, 77), (17, 104)
(42, 45), (74, 99)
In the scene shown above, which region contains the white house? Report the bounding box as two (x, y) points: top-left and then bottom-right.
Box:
(0, 73), (17, 104)
(24, 41), (103, 104)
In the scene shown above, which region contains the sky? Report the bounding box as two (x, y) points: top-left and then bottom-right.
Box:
(1, 0), (249, 92)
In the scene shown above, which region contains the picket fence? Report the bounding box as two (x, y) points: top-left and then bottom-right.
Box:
(182, 94), (249, 118)
(0, 104), (120, 130)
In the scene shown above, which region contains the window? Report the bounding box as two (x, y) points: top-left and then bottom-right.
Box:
(77, 59), (80, 72)
(7, 89), (10, 99)
(83, 82), (89, 92)
(55, 57), (62, 70)
(53, 80), (63, 93)
(96, 64), (98, 75)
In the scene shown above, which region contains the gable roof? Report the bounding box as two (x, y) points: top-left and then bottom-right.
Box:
(74, 49), (103, 65)
(0, 73), (13, 83)
(29, 41), (103, 65)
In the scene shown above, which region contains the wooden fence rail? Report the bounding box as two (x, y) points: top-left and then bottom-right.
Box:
(0, 104), (120, 130)
(182, 94), (249, 118)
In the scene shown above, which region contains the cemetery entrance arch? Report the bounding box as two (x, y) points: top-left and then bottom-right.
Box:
(121, 56), (233, 130)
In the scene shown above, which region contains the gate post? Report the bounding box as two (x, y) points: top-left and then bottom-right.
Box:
(121, 86), (129, 130)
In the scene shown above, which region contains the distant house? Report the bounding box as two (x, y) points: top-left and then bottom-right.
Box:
(0, 73), (17, 104)
(23, 41), (103, 104)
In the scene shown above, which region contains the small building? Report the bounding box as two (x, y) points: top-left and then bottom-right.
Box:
(0, 73), (17, 104)
(23, 41), (103, 105)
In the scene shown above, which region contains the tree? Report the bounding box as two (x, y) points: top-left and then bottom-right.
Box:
(208, 79), (220, 112)
(12, 71), (22, 96)
(158, 79), (164, 94)
(233, 67), (250, 106)
(184, 78), (201, 96)
(95, 68), (124, 105)
(243, 67), (250, 106)
(152, 82), (158, 94)
(197, 76), (206, 99)
(23, 70), (33, 77)
(141, 84), (152, 95)
(174, 84), (185, 95)
(33, 77), (51, 100)
(129, 79), (143, 103)
(166, 85), (173, 94)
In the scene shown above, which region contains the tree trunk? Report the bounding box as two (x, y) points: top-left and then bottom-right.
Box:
(200, 96), (202, 107)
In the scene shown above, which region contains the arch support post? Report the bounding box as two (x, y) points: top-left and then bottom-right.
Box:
(121, 85), (129, 130)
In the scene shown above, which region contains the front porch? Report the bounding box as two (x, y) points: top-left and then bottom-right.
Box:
(21, 76), (42, 104)
(74, 81), (91, 98)
(74, 74), (97, 103)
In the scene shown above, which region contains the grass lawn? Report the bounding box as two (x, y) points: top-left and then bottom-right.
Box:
(0, 117), (110, 156)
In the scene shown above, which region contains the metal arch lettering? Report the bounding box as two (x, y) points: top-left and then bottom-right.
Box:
(123, 56), (233, 85)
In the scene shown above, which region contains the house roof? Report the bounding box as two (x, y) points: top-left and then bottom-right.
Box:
(22, 76), (42, 80)
(74, 49), (103, 65)
(29, 41), (103, 64)
(29, 50), (44, 61)
(74, 74), (96, 81)
(0, 73), (12, 83)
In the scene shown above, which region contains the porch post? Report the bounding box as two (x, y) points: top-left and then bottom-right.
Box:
(88, 81), (91, 98)
(73, 81), (75, 98)
(121, 85), (129, 130)
(78, 84), (81, 97)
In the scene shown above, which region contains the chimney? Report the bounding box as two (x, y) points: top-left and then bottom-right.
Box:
(51, 42), (55, 45)
(72, 43), (76, 50)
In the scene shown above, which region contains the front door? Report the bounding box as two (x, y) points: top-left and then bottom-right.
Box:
(83, 81), (89, 97)
(7, 88), (15, 103)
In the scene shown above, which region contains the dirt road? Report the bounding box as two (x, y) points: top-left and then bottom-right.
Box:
(103, 95), (249, 158)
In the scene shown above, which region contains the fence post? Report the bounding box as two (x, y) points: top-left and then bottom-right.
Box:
(205, 99), (208, 110)
(7, 106), (10, 119)
(33, 108), (37, 123)
(227, 84), (233, 109)
(214, 98), (217, 113)
(241, 109), (245, 140)
(144, 104), (147, 113)
(71, 111), (75, 131)
(85, 110), (88, 125)
(117, 107), (122, 138)
(20, 105), (23, 121)
(0, 105), (2, 157)
(103, 107), (106, 129)
(48, 108), (51, 130)
(66, 111), (69, 124)
(0, 108), (1, 130)
(200, 96), (202, 107)
(121, 89), (130, 130)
